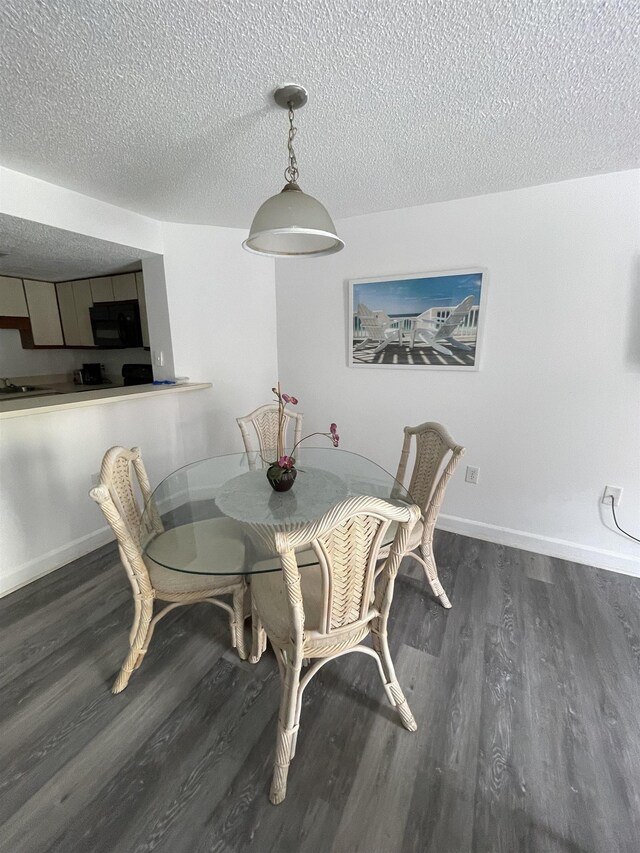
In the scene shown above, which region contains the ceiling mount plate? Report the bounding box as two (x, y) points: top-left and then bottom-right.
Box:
(273, 84), (308, 110)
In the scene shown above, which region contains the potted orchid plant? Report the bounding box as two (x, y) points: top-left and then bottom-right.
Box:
(267, 383), (339, 492)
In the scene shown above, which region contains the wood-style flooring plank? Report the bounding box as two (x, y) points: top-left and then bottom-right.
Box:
(330, 644), (436, 853)
(472, 543), (529, 853)
(0, 541), (118, 624)
(0, 566), (128, 689)
(401, 536), (491, 853)
(0, 617), (232, 853)
(552, 565), (640, 852)
(0, 607), (190, 823)
(1, 531), (639, 853)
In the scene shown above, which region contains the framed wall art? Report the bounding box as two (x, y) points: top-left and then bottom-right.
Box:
(348, 268), (487, 370)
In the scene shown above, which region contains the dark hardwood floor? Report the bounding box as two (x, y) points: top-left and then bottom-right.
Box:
(1, 532), (639, 853)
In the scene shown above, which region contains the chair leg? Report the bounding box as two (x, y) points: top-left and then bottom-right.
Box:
(112, 596), (154, 694)
(289, 669), (307, 760)
(232, 587), (248, 660)
(128, 596), (142, 645)
(249, 600), (267, 664)
(371, 623), (417, 732)
(415, 543), (451, 609)
(270, 659), (301, 805)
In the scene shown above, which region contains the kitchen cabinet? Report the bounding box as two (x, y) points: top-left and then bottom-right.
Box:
(112, 273), (137, 301)
(23, 280), (64, 345)
(56, 281), (80, 344)
(0, 276), (29, 316)
(74, 279), (94, 346)
(135, 272), (150, 347)
(56, 279), (95, 347)
(7, 271), (146, 350)
(90, 276), (114, 303)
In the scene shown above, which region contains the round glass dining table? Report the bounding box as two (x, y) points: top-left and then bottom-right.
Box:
(141, 448), (413, 576)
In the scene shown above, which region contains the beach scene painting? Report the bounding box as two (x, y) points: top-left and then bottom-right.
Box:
(349, 268), (487, 370)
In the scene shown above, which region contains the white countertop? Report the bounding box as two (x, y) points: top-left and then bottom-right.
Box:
(0, 382), (212, 419)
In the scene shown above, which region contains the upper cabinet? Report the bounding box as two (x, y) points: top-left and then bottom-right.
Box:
(0, 276), (29, 317)
(23, 280), (64, 345)
(1, 270), (147, 349)
(112, 273), (137, 301)
(56, 281), (80, 344)
(90, 276), (114, 303)
(91, 273), (138, 302)
(56, 279), (95, 347)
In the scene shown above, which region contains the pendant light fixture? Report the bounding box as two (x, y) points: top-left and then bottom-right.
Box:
(242, 84), (344, 258)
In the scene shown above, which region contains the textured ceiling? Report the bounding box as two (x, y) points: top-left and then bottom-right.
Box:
(0, 215), (155, 281)
(1, 0), (638, 228)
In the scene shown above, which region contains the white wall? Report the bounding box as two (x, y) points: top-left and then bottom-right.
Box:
(0, 390), (219, 593)
(276, 170), (640, 574)
(0, 328), (77, 376)
(0, 175), (279, 596)
(160, 222), (278, 450)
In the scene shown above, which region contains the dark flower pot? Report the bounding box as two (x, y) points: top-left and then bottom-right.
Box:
(266, 463), (297, 492)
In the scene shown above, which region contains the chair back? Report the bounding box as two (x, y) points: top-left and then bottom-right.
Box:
(437, 295), (474, 338)
(274, 496), (420, 647)
(236, 403), (303, 459)
(356, 303), (388, 340)
(89, 446), (162, 595)
(395, 422), (465, 529)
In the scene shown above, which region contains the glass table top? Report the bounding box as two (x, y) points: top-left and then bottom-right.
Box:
(141, 448), (413, 576)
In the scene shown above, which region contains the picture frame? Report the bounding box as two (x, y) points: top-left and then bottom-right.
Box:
(348, 267), (487, 371)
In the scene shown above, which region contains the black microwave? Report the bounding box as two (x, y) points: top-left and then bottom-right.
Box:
(90, 301), (143, 348)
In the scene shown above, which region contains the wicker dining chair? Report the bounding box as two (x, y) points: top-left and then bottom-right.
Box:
(236, 403), (303, 462)
(250, 495), (421, 804)
(381, 422), (465, 609)
(89, 446), (248, 694)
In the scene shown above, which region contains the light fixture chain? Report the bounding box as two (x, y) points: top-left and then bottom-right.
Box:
(284, 104), (299, 184)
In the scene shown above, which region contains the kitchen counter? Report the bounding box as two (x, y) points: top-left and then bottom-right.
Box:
(0, 381), (118, 401)
(0, 382), (213, 419)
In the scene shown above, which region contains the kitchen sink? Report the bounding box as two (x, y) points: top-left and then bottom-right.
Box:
(0, 385), (61, 398)
(0, 384), (37, 393)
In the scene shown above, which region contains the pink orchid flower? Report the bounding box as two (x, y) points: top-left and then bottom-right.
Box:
(271, 382), (338, 468)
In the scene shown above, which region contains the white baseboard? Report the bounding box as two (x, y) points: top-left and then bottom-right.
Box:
(438, 514), (640, 577)
(0, 525), (115, 598)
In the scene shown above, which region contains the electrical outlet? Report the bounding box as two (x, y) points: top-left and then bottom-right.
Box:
(602, 485), (622, 507)
(465, 465), (480, 485)
(152, 350), (164, 367)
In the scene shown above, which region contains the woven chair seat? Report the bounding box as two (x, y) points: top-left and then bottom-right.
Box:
(251, 553), (322, 638)
(146, 558), (244, 596)
(145, 518), (246, 596)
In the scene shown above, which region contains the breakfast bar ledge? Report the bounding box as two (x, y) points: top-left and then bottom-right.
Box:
(0, 382), (212, 419)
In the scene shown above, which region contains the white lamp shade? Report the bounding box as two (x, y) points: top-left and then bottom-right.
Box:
(243, 184), (344, 257)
